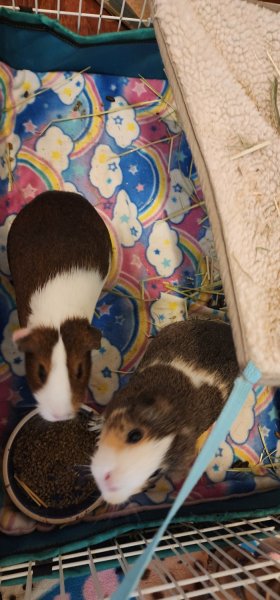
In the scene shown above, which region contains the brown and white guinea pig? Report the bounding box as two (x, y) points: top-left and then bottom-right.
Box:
(91, 318), (239, 505)
(7, 190), (112, 422)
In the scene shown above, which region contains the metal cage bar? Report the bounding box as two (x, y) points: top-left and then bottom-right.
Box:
(56, 0), (61, 21)
(0, 1), (152, 33)
(0, 4), (278, 596)
(1, 516), (279, 598)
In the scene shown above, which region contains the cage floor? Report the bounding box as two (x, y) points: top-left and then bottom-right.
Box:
(0, 62), (280, 538)
(0, 515), (280, 598)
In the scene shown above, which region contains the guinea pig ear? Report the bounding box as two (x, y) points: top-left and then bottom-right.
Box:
(12, 328), (37, 353)
(155, 395), (170, 413)
(85, 325), (102, 351)
(140, 394), (171, 423)
(139, 393), (169, 412)
(12, 327), (31, 343)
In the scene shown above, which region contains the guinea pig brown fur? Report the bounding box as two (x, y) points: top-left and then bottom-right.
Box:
(7, 191), (112, 421)
(91, 318), (239, 504)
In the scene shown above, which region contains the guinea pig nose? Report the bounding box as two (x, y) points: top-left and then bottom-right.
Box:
(104, 472), (111, 482)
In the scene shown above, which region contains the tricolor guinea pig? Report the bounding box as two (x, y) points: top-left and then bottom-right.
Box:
(7, 190), (112, 422)
(91, 318), (239, 504)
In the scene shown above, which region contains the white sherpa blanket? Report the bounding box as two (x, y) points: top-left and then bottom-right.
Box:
(151, 0), (280, 385)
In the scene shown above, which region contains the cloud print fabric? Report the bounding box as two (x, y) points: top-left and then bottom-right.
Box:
(0, 63), (279, 534)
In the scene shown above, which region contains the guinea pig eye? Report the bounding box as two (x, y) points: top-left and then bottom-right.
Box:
(76, 363), (83, 380)
(38, 364), (47, 384)
(126, 429), (143, 444)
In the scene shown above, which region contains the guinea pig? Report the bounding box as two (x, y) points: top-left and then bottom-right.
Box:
(91, 318), (239, 505)
(7, 190), (112, 422)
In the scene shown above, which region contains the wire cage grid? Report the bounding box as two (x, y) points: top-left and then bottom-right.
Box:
(0, 0), (280, 598)
(1, 516), (280, 598)
(0, 0), (152, 34)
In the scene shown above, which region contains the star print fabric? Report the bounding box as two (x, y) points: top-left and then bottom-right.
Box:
(0, 64), (279, 534)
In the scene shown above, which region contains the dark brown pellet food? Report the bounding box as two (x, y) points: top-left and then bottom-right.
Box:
(12, 412), (98, 509)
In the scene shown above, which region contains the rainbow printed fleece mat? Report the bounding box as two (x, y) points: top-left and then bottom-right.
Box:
(0, 63), (279, 535)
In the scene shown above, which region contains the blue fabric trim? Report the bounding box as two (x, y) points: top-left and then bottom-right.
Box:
(0, 9), (164, 77)
(111, 361), (261, 600)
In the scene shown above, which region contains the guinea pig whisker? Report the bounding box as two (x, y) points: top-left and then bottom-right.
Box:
(63, 465), (80, 473)
(88, 416), (104, 432)
(74, 463), (92, 471)
(104, 503), (120, 516)
(101, 503), (116, 518)
(83, 472), (96, 481)
(78, 451), (94, 462)
(74, 468), (93, 479)
(111, 501), (128, 512)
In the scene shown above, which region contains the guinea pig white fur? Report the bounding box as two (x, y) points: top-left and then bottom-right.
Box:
(91, 319), (239, 505)
(8, 191), (112, 422)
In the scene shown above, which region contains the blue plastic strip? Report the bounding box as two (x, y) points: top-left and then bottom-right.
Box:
(112, 361), (261, 600)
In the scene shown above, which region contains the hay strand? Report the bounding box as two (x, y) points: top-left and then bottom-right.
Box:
(111, 369), (135, 374)
(4, 67), (91, 114)
(138, 74), (175, 111)
(109, 133), (180, 159)
(271, 76), (280, 133)
(104, 287), (152, 303)
(205, 256), (210, 281)
(267, 50), (280, 79)
(228, 462), (280, 473)
(231, 141), (270, 160)
(5, 144), (13, 192)
(14, 474), (48, 508)
(38, 99), (162, 137)
(273, 196), (280, 217)
(228, 426), (280, 477)
(158, 201), (205, 223)
(198, 215), (209, 225)
(167, 135), (174, 173)
(258, 425), (276, 472)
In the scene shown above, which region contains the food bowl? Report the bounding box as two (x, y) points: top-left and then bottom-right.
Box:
(2, 405), (103, 524)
